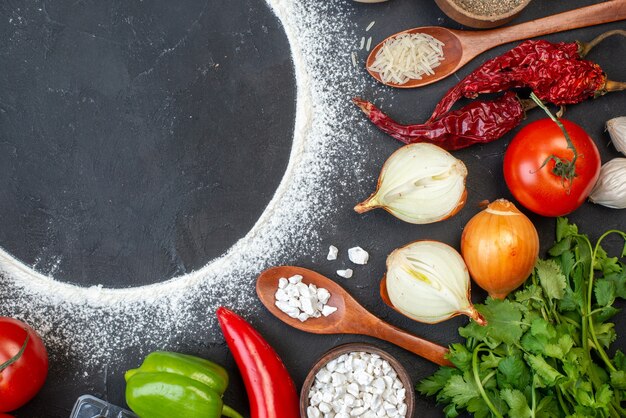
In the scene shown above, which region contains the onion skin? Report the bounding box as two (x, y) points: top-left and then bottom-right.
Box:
(461, 199), (539, 299)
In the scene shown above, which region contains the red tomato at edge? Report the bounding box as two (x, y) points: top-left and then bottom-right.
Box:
(0, 317), (48, 412)
(504, 119), (601, 217)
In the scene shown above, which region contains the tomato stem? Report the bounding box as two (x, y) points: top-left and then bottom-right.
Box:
(529, 93), (579, 192)
(0, 329), (29, 372)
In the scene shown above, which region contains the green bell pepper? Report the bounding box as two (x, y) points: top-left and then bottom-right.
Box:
(125, 351), (242, 418)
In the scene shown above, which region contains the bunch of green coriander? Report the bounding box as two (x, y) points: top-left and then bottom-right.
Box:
(418, 218), (626, 418)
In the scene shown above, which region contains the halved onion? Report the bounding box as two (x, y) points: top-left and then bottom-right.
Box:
(383, 240), (485, 325)
(355, 143), (467, 224)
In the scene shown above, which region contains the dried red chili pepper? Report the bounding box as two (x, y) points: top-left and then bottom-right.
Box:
(428, 39), (580, 121)
(353, 92), (530, 151)
(217, 307), (299, 418)
(428, 31), (626, 122)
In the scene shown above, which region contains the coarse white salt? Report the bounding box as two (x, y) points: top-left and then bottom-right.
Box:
(327, 245), (338, 261)
(274, 275), (337, 321)
(348, 246), (369, 265)
(336, 269), (353, 279)
(307, 351), (408, 418)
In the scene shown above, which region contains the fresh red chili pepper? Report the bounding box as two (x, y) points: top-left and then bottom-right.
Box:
(216, 307), (299, 418)
(353, 92), (529, 151)
(428, 32), (626, 122)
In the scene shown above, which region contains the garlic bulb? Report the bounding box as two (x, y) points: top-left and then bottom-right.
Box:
(589, 158), (626, 209)
(607, 117), (626, 156)
(355, 143), (467, 224)
(384, 240), (485, 325)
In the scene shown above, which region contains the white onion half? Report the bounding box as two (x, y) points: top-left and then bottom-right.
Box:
(355, 143), (467, 224)
(385, 240), (485, 325)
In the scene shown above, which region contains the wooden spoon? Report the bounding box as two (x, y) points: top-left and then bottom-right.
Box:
(256, 266), (453, 367)
(367, 0), (626, 88)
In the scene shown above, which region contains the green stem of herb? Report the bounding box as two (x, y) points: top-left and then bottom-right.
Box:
(587, 230), (626, 373)
(588, 308), (607, 317)
(530, 380), (536, 418)
(0, 330), (29, 372)
(481, 370), (497, 387)
(559, 315), (580, 329)
(608, 402), (624, 418)
(472, 344), (503, 418)
(555, 386), (571, 416)
(612, 400), (626, 416)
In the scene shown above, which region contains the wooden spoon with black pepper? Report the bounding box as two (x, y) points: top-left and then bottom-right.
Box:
(256, 265), (453, 367)
(367, 0), (626, 88)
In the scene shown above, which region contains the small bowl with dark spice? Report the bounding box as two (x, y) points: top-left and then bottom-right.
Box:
(435, 0), (532, 29)
(300, 343), (415, 417)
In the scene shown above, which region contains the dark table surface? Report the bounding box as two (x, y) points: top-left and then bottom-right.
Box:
(1, 0), (625, 417)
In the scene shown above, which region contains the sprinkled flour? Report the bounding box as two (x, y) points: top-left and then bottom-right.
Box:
(0, 0), (379, 371)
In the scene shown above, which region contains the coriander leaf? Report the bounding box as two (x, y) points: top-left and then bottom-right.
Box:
(447, 344), (472, 370)
(574, 381), (594, 406)
(559, 250), (576, 280)
(571, 406), (599, 418)
(594, 279), (616, 307)
(441, 374), (480, 408)
(622, 240), (626, 258)
(543, 334), (574, 360)
(594, 322), (617, 349)
(535, 259), (566, 300)
(535, 395), (561, 418)
(501, 388), (532, 418)
(515, 284), (545, 313)
(443, 403), (459, 418)
(497, 354), (530, 390)
(466, 397), (490, 418)
(525, 354), (564, 386)
(593, 246), (621, 274)
(610, 370), (626, 390)
(548, 235), (571, 257)
(515, 284), (543, 304)
(531, 318), (557, 339)
(558, 288), (581, 312)
(595, 384), (613, 407)
(556, 217), (577, 241)
(614, 350), (626, 371)
(521, 333), (547, 355)
(604, 270), (626, 300)
(475, 299), (525, 346)
(459, 321), (489, 346)
(480, 351), (501, 370)
(417, 367), (457, 396)
(594, 306), (620, 323)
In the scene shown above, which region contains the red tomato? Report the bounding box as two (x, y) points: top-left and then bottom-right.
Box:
(503, 119), (600, 217)
(0, 318), (48, 412)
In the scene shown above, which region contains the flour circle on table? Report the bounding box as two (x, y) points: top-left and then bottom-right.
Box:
(0, 0), (378, 367)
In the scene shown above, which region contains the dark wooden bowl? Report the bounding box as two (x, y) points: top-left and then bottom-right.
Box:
(435, 0), (532, 29)
(300, 343), (416, 417)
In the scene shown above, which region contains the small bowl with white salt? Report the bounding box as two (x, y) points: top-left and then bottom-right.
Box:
(301, 343), (415, 418)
